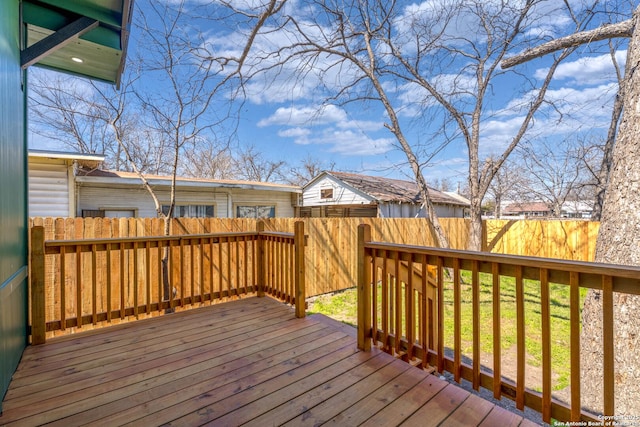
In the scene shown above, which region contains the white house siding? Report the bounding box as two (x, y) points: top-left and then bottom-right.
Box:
(434, 204), (465, 218)
(78, 184), (160, 217)
(303, 175), (371, 206)
(29, 159), (71, 217)
(78, 184), (295, 218)
(230, 189), (295, 217)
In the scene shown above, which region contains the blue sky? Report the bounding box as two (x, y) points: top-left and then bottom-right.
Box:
(30, 0), (631, 187)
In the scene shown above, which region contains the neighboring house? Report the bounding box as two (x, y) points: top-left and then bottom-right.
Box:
(301, 171), (469, 218)
(27, 150), (302, 218)
(502, 202), (552, 218)
(560, 200), (593, 219)
(501, 200), (593, 219)
(28, 150), (105, 218)
(1, 0), (133, 408)
(76, 169), (301, 219)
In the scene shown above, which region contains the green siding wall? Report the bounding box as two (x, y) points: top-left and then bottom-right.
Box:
(0, 0), (28, 410)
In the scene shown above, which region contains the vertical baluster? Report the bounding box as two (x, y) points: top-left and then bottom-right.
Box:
(406, 253), (414, 361)
(421, 256), (428, 365)
(570, 271), (580, 420)
(180, 238), (185, 307)
(106, 244), (111, 323)
(157, 242), (163, 310)
(602, 275), (614, 418)
(120, 242), (125, 319)
(146, 241), (151, 313)
(540, 267), (551, 423)
(472, 259), (480, 390)
(235, 236), (240, 296)
(243, 238), (249, 294)
(60, 246), (66, 330)
(492, 262), (501, 399)
(218, 237), (223, 298)
(372, 250), (378, 348)
(209, 237), (214, 301)
(382, 250), (389, 352)
(133, 241), (139, 319)
(394, 251), (401, 357)
(190, 237), (195, 304)
(437, 256), (444, 374)
(200, 237), (205, 302)
(453, 257), (461, 382)
(92, 244), (97, 325)
(227, 237), (232, 297)
(76, 244), (82, 328)
(516, 265), (525, 410)
(169, 240), (175, 310)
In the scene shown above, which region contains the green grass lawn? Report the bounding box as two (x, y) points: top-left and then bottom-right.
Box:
(307, 273), (586, 393)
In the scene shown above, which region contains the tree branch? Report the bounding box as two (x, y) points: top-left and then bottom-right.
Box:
(502, 19), (633, 68)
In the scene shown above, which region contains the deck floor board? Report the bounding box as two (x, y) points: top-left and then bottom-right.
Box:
(0, 296), (530, 426)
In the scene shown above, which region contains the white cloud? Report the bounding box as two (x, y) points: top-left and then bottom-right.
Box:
(535, 51), (626, 85)
(258, 104), (393, 155)
(312, 130), (394, 156)
(277, 127), (311, 138)
(258, 105), (348, 127)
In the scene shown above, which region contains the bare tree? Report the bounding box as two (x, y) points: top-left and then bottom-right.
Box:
(181, 141), (235, 180)
(515, 139), (594, 217)
(286, 156), (336, 186)
(242, 0), (599, 249)
(131, 0), (285, 305)
(29, 71), (119, 164)
(485, 158), (527, 218)
(503, 4), (640, 414)
(233, 145), (286, 182)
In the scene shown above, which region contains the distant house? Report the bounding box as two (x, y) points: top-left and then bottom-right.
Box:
(502, 202), (551, 218)
(28, 150), (105, 217)
(76, 169), (301, 219)
(28, 150), (301, 218)
(301, 171), (469, 218)
(501, 200), (593, 219)
(560, 200), (593, 219)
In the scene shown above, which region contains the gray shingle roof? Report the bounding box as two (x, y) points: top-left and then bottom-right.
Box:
(329, 171), (468, 206)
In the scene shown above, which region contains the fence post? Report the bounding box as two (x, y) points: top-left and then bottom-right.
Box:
(31, 226), (46, 345)
(256, 221), (265, 297)
(294, 221), (306, 318)
(357, 224), (372, 351)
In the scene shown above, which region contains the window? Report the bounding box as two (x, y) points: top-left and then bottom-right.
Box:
(161, 204), (214, 218)
(320, 188), (333, 199)
(236, 205), (276, 219)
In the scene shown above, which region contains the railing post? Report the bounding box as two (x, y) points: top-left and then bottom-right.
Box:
(357, 224), (372, 351)
(294, 221), (306, 318)
(31, 226), (46, 345)
(256, 221), (265, 297)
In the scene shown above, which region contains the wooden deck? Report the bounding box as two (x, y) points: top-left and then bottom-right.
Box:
(1, 297), (535, 426)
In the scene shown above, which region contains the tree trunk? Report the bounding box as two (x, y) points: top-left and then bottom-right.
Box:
(592, 88), (623, 220)
(581, 7), (640, 414)
(162, 215), (173, 313)
(468, 201), (484, 251)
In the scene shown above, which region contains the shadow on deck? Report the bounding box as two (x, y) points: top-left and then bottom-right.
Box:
(1, 297), (535, 426)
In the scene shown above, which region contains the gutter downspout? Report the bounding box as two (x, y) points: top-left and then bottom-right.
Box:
(220, 191), (232, 218)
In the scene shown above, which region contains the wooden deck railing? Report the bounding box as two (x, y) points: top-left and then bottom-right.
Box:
(356, 223), (640, 423)
(30, 221), (306, 344)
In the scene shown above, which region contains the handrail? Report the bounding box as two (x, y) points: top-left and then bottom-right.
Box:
(357, 224), (636, 424)
(30, 221), (306, 344)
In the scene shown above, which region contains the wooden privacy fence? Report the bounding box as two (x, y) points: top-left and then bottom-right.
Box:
(30, 221), (306, 343)
(29, 217), (599, 296)
(356, 223), (640, 423)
